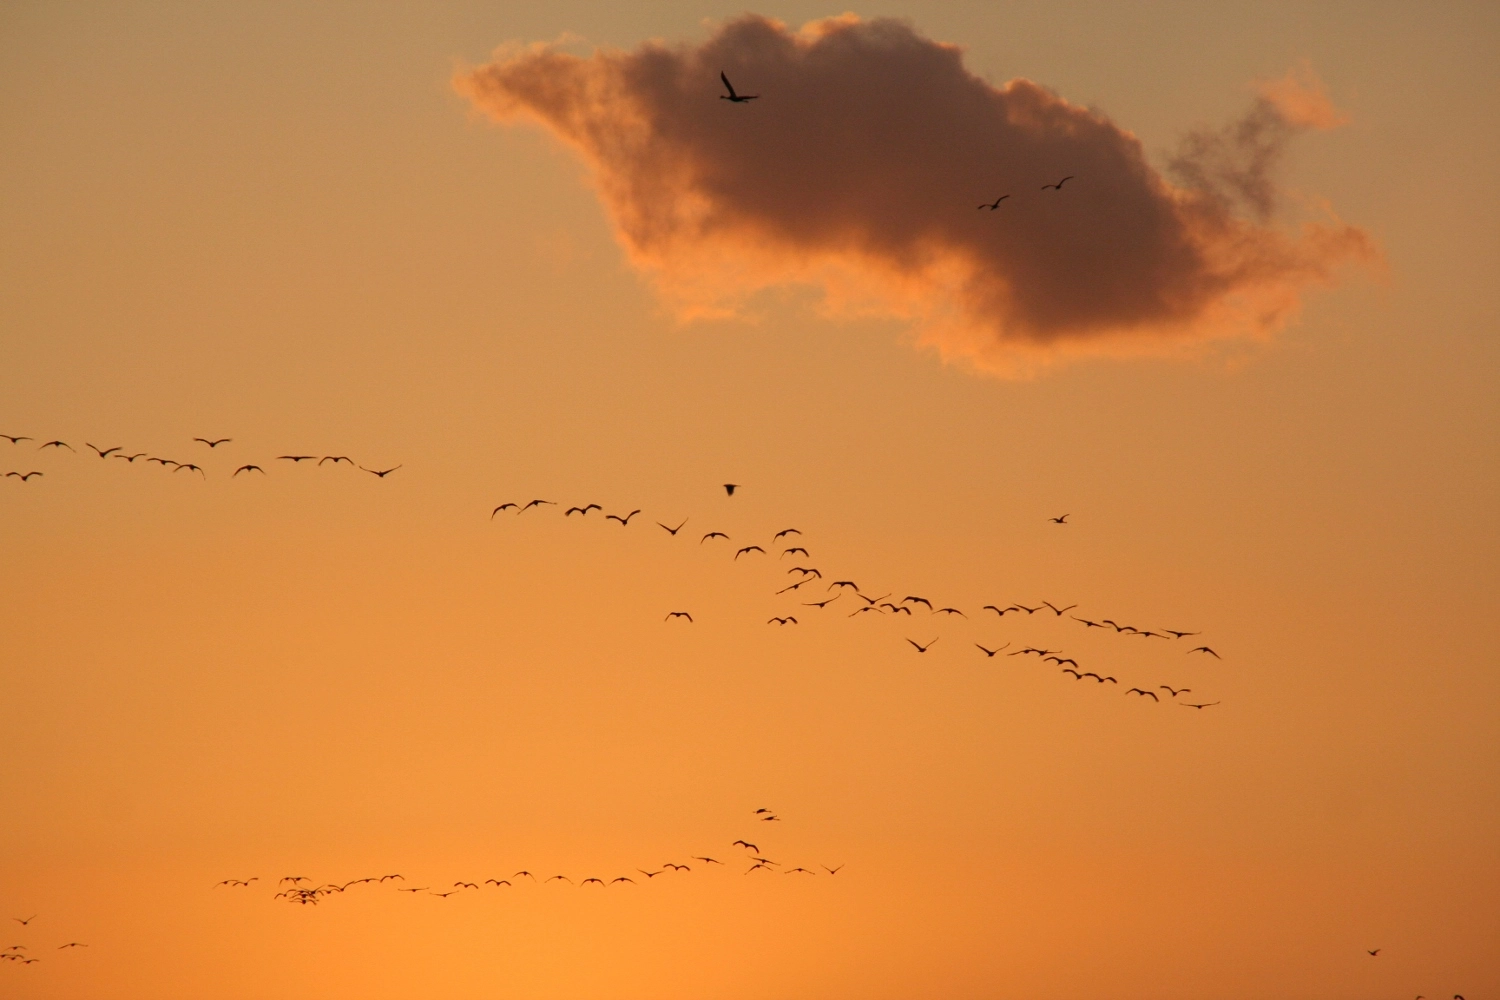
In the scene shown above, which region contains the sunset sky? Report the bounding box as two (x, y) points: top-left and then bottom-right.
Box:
(2, 2), (1497, 998)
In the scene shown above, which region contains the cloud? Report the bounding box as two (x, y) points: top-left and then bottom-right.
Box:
(456, 15), (1376, 374)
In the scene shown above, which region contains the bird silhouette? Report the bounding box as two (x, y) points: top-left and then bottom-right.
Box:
(781, 547), (810, 557)
(174, 463), (205, 477)
(732, 840), (758, 852)
(1367, 949), (1381, 956)
(85, 444), (121, 459)
(514, 871), (535, 881)
(564, 504), (601, 516)
(1159, 686), (1191, 697)
(1188, 646), (1221, 658)
(277, 455), (316, 463)
(773, 528), (801, 540)
(319, 455), (353, 466)
(1, 435), (32, 444)
(605, 509), (641, 525)
(1047, 514), (1070, 523)
(692, 857), (724, 865)
(978, 194), (1010, 210)
(39, 440), (73, 451)
(521, 499), (554, 512)
(581, 878), (605, 886)
(735, 545), (766, 559)
(360, 464), (401, 478)
(701, 531), (729, 543)
(396, 886), (429, 892)
(379, 874), (404, 882)
(1041, 175), (1075, 190)
(1125, 688), (1160, 701)
(718, 74), (757, 103)
(611, 877), (634, 884)
(637, 869), (663, 878)
(491, 504), (518, 518)
(233, 465), (264, 477)
(12, 916), (36, 926)
(545, 875), (572, 884)
(658, 519), (688, 535)
(723, 483), (740, 495)
(6, 471), (42, 481)
(768, 616), (798, 625)
(1181, 701), (1220, 709)
(57, 943), (87, 949)
(934, 607), (966, 617)
(802, 596), (840, 608)
(1042, 602), (1078, 616)
(193, 438), (232, 448)
(823, 864), (844, 874)
(665, 612), (694, 622)
(484, 879), (512, 887)
(906, 637), (938, 653)
(903, 596), (933, 610)
(1163, 630), (1200, 639)
(976, 643), (1009, 657)
(114, 452), (146, 462)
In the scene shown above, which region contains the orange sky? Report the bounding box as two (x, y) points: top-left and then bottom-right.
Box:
(2, 2), (1497, 998)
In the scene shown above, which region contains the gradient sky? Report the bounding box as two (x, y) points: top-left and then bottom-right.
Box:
(2, 2), (1497, 998)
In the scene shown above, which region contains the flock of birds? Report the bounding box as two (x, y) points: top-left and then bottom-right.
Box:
(1, 433), (400, 481)
(489, 482), (1227, 710)
(207, 809), (839, 909)
(2, 916), (88, 969)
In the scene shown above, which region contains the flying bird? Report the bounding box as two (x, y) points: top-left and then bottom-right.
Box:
(829, 580), (860, 591)
(6, 471), (41, 481)
(1062, 668), (1083, 679)
(773, 528), (801, 540)
(12, 916), (36, 926)
(722, 483), (740, 495)
(787, 566), (821, 578)
(718, 74), (757, 103)
(1163, 630), (1201, 638)
(453, 882), (479, 891)
(38, 440), (73, 451)
(735, 545), (765, 559)
(233, 465), (264, 477)
(692, 857), (724, 865)
(768, 616), (798, 625)
(1188, 646), (1221, 658)
(611, 877), (634, 884)
(978, 194), (1010, 210)
(976, 643), (1009, 657)
(174, 463), (205, 477)
(776, 579), (812, 594)
(360, 464), (401, 478)
(491, 504), (518, 518)
(484, 879), (511, 887)
(114, 452), (146, 462)
(277, 455), (316, 462)
(1367, 949), (1381, 956)
(1044, 656), (1079, 668)
(665, 611), (693, 622)
(1181, 701), (1220, 709)
(906, 637), (938, 653)
(822, 864), (844, 874)
(934, 607), (966, 617)
(319, 455), (353, 466)
(1125, 688), (1160, 701)
(1042, 602), (1078, 616)
(1, 435), (32, 444)
(514, 871), (535, 880)
(193, 438), (232, 448)
(565, 503), (601, 516)
(701, 531), (729, 543)
(1159, 686), (1191, 697)
(545, 875), (572, 884)
(785, 868), (815, 874)
(781, 547), (809, 557)
(637, 870), (663, 879)
(429, 890), (459, 898)
(658, 519), (688, 535)
(1047, 514), (1070, 523)
(581, 878), (605, 886)
(379, 874), (404, 882)
(85, 443), (121, 459)
(732, 840), (758, 852)
(396, 887), (429, 892)
(605, 509), (641, 525)
(521, 499), (554, 512)
(1041, 175), (1075, 190)
(802, 596), (840, 608)
(903, 596), (933, 610)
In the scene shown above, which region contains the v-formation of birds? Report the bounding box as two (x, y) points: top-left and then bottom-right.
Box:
(1, 433), (400, 482)
(490, 488), (1226, 709)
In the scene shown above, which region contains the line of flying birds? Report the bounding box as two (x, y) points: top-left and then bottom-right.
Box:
(716, 71), (1076, 209)
(0, 433), (400, 480)
(489, 486), (1226, 708)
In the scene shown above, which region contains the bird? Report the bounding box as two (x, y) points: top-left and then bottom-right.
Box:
(903, 596), (933, 610)
(174, 463), (205, 477)
(760, 814), (780, 822)
(85, 443), (121, 459)
(277, 455), (316, 462)
(664, 863), (691, 871)
(6, 471), (42, 481)
(379, 874), (404, 882)
(1159, 686), (1191, 697)
(768, 616), (798, 625)
(484, 879), (511, 887)
(754, 808), (773, 815)
(545, 875), (572, 884)
(975, 643), (1009, 657)
(429, 890), (459, 898)
(665, 612), (693, 622)
(787, 566), (821, 578)
(983, 605), (1018, 616)
(1, 435), (32, 444)
(114, 452), (146, 462)
(745, 862), (773, 873)
(145, 457), (178, 466)
(1073, 616), (1105, 628)
(785, 868), (815, 875)
(1062, 668), (1083, 679)
(563, 504), (600, 516)
(280, 877), (309, 885)
(735, 545), (765, 559)
(1043, 656), (1079, 668)
(658, 519), (688, 535)
(318, 455), (353, 466)
(233, 465), (264, 476)
(1188, 646), (1221, 658)
(521, 499), (554, 512)
(38, 440), (73, 451)
(581, 878), (605, 886)
(721, 483), (741, 496)
(802, 597), (840, 608)
(906, 638), (938, 653)
(776, 579), (812, 594)
(1042, 602), (1078, 616)
(1125, 688), (1160, 701)
(692, 857), (724, 865)
(773, 528), (801, 540)
(637, 869), (663, 878)
(12, 916), (36, 926)
(360, 464), (401, 478)
(781, 547), (809, 557)
(934, 607), (966, 617)
(605, 509), (640, 525)
(611, 877), (635, 884)
(718, 74), (757, 103)
(829, 580), (860, 591)
(732, 840), (758, 852)
(701, 531), (729, 543)
(1041, 175), (1075, 190)
(978, 194), (1010, 210)
(1163, 630), (1200, 639)
(1047, 514), (1070, 523)
(513, 871), (535, 880)
(1181, 702), (1220, 709)
(396, 887), (429, 893)
(491, 504), (518, 518)
(822, 864), (844, 874)
(1367, 949), (1381, 957)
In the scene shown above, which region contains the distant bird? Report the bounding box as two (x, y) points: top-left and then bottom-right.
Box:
(1181, 702), (1220, 709)
(822, 864), (844, 874)
(145, 457), (177, 466)
(1062, 668), (1082, 679)
(1, 435), (32, 444)
(605, 509), (641, 525)
(85, 443), (121, 459)
(692, 857), (724, 865)
(174, 463), (205, 477)
(658, 519), (688, 535)
(581, 878), (605, 886)
(776, 579), (812, 594)
(978, 194), (1010, 210)
(934, 607), (966, 617)
(906, 637), (938, 653)
(722, 483), (740, 496)
(1125, 688), (1160, 701)
(1188, 646), (1221, 658)
(611, 877), (634, 884)
(745, 862), (773, 873)
(1163, 630), (1200, 639)
(565, 503), (601, 516)
(768, 616), (798, 625)
(1044, 656), (1079, 668)
(491, 504), (518, 518)
(484, 879), (511, 887)
(785, 867), (815, 874)
(773, 528), (801, 540)
(396, 887), (429, 892)
(701, 531), (729, 543)
(360, 464), (401, 478)
(454, 882), (479, 891)
(983, 605), (1019, 616)
(513, 871), (535, 880)
(114, 452), (146, 462)
(903, 596), (933, 610)
(194, 438), (232, 448)
(637, 869), (663, 878)
(1041, 176), (1075, 190)
(732, 840), (758, 852)
(735, 545), (765, 559)
(1367, 949), (1381, 957)
(1159, 686), (1191, 697)
(1073, 617), (1105, 628)
(664, 863), (691, 871)
(233, 465), (264, 477)
(1042, 602), (1078, 616)
(38, 440), (73, 451)
(6, 471), (41, 481)
(277, 455), (316, 463)
(782, 547), (809, 557)
(1047, 514), (1070, 523)
(787, 567), (822, 579)
(754, 808), (773, 815)
(665, 612), (693, 622)
(319, 455), (353, 466)
(521, 499), (554, 512)
(975, 643), (1009, 657)
(379, 874), (404, 882)
(280, 877), (309, 885)
(802, 597), (840, 608)
(829, 580), (859, 591)
(545, 875), (572, 884)
(12, 916), (36, 926)
(429, 890), (458, 898)
(718, 74), (757, 103)
(760, 814), (780, 821)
